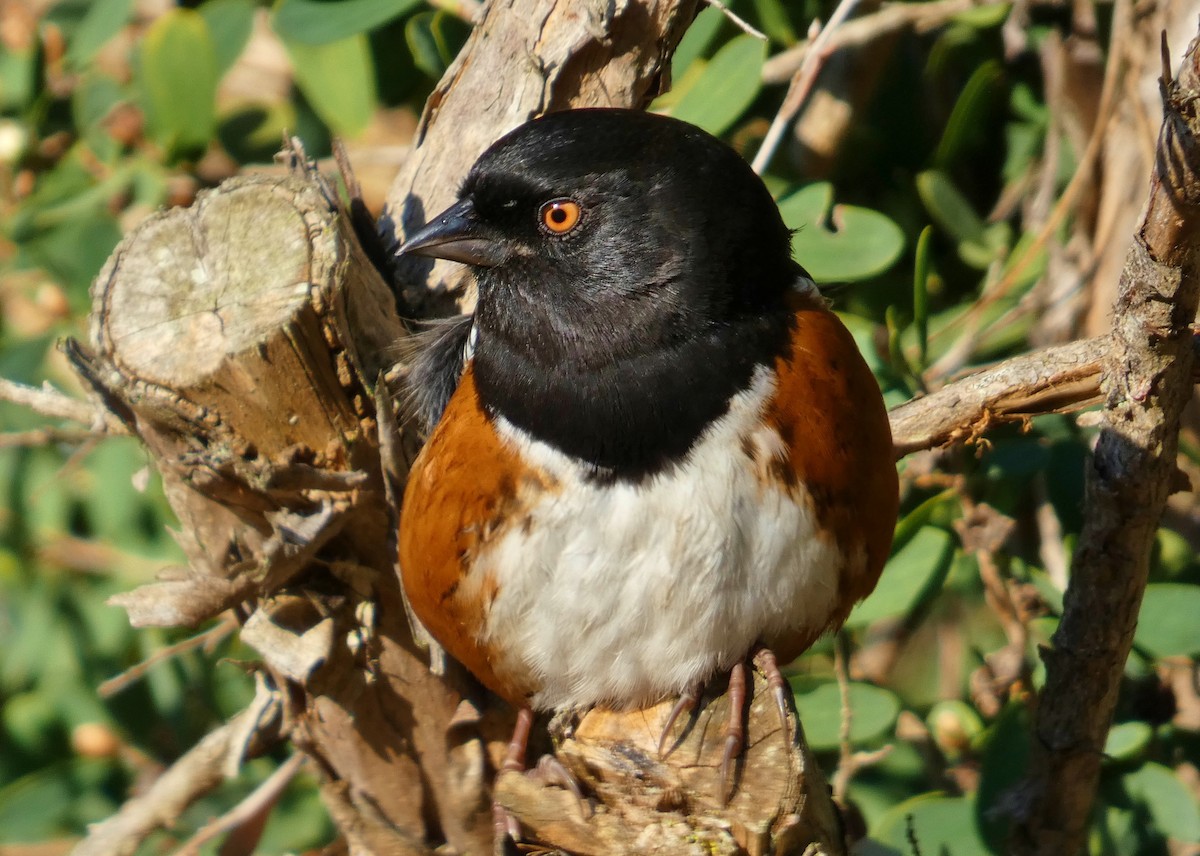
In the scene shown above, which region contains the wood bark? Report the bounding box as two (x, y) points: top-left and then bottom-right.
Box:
(1011, 31), (1200, 856)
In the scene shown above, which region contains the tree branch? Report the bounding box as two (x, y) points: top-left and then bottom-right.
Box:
(1011, 29), (1200, 855)
(70, 689), (283, 856)
(0, 377), (125, 434)
(888, 336), (1109, 457)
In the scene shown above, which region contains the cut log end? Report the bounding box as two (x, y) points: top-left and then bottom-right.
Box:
(496, 669), (846, 856)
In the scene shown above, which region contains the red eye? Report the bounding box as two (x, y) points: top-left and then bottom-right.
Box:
(539, 199), (582, 235)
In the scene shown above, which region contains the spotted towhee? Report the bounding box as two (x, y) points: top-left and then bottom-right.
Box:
(397, 108), (898, 812)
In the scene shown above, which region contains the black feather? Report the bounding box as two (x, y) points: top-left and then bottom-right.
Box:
(402, 313), (475, 433)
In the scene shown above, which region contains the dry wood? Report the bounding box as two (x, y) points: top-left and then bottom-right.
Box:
(71, 694), (282, 856)
(74, 166), (483, 854)
(1010, 30), (1200, 855)
(888, 335), (1108, 456)
(497, 670), (842, 856)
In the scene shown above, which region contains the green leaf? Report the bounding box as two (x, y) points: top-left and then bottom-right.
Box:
(273, 0), (424, 45)
(1104, 721), (1152, 762)
(845, 526), (954, 629)
(287, 35), (377, 136)
(72, 72), (125, 159)
(405, 11), (471, 79)
(913, 225), (933, 369)
(670, 5), (725, 79)
(669, 34), (765, 136)
(1133, 583), (1200, 658)
(751, 0), (798, 45)
(976, 704), (1030, 848)
(1155, 527), (1196, 578)
(892, 489), (957, 553)
(790, 680), (900, 751)
(66, 0), (135, 66)
(779, 183), (905, 282)
(200, 0), (256, 76)
(2, 690), (58, 754)
(138, 9), (218, 157)
(84, 437), (153, 551)
(0, 40), (37, 111)
(934, 60), (1004, 168)
(1122, 762), (1200, 842)
(0, 761), (78, 840)
(953, 2), (1011, 29)
(72, 73), (123, 134)
(220, 103), (299, 164)
(875, 794), (992, 854)
(916, 169), (1008, 268)
(19, 212), (124, 304)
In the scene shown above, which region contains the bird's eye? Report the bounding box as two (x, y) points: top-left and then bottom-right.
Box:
(538, 199), (582, 235)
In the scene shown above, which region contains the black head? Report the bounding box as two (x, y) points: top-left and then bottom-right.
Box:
(402, 109), (805, 479)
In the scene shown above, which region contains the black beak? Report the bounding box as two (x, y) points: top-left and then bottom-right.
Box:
(398, 198), (508, 267)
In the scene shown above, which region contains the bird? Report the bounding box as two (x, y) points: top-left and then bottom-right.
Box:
(396, 108), (898, 819)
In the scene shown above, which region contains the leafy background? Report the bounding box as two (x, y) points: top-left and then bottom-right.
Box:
(1, 0), (1198, 853)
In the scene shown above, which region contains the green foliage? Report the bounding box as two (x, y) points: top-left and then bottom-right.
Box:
(139, 10), (219, 159)
(1, 0), (1198, 853)
(779, 182), (906, 283)
(667, 34), (766, 135)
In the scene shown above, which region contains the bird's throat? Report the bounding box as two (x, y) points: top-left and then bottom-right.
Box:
(472, 311), (792, 482)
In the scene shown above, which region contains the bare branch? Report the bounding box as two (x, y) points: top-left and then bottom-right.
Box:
(172, 754), (307, 856)
(888, 336), (1108, 457)
(702, 0), (767, 41)
(1011, 28), (1200, 854)
(0, 377), (125, 434)
(70, 693), (283, 856)
(98, 616), (237, 698)
(752, 0), (862, 174)
(761, 0), (978, 84)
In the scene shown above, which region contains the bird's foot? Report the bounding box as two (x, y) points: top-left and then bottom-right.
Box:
(657, 647), (794, 806)
(752, 646), (792, 740)
(656, 685), (700, 759)
(493, 707), (590, 846)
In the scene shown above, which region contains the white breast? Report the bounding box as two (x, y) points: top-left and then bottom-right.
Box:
(479, 367), (844, 711)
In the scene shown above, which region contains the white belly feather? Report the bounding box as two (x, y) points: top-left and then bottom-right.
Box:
(479, 367), (843, 711)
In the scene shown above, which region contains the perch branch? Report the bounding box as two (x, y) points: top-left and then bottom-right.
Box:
(1011, 29), (1200, 855)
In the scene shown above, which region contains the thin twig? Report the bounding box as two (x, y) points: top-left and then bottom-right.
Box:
(98, 615), (238, 698)
(172, 754), (307, 856)
(0, 426), (100, 448)
(752, 0), (861, 174)
(831, 631), (855, 802)
(0, 376), (126, 433)
(761, 0), (979, 84)
(69, 695), (284, 856)
(702, 0), (767, 41)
